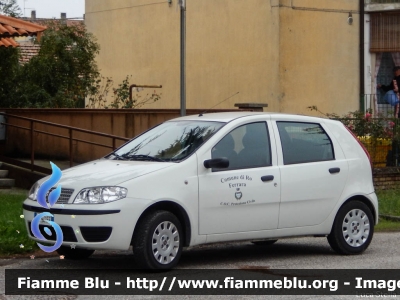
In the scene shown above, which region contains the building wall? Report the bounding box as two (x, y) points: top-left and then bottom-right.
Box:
(186, 0), (280, 112)
(85, 0), (181, 109)
(373, 168), (400, 190)
(279, 0), (360, 115)
(85, 0), (360, 115)
(85, 0), (280, 111)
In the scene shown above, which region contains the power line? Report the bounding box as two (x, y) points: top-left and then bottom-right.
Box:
(270, 0), (359, 14)
(86, 1), (168, 15)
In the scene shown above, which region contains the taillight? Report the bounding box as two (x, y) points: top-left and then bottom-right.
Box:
(343, 124), (372, 167)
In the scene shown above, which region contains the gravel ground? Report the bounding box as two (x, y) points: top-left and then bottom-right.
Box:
(1, 232), (399, 300)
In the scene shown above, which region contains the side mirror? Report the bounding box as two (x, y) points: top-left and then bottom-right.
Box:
(204, 157), (229, 169)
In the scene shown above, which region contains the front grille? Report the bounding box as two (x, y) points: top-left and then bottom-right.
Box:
(80, 227), (112, 242)
(28, 222), (77, 242)
(48, 188), (74, 204)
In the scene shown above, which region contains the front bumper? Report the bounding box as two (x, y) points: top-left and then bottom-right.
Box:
(23, 197), (149, 251)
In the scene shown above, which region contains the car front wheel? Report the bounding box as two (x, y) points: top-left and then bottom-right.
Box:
(328, 201), (374, 255)
(133, 210), (183, 269)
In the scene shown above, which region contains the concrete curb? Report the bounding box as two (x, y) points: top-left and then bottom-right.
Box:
(379, 214), (400, 222)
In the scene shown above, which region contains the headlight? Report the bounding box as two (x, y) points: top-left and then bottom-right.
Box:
(73, 187), (128, 204)
(28, 182), (40, 201)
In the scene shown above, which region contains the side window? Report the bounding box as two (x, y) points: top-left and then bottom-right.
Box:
(212, 122), (271, 171)
(277, 122), (334, 165)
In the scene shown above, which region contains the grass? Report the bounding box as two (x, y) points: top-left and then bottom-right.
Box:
(0, 190), (38, 256)
(0, 188), (399, 256)
(376, 189), (400, 216)
(375, 189), (400, 231)
(375, 218), (400, 232)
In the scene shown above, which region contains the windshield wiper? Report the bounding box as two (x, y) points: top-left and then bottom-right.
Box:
(122, 154), (167, 162)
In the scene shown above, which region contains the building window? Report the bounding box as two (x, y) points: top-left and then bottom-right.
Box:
(370, 12), (400, 52)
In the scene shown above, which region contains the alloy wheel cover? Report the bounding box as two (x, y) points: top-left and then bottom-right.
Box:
(152, 221), (180, 264)
(342, 208), (370, 247)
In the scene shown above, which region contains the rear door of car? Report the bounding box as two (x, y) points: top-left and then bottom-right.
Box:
(271, 117), (349, 228)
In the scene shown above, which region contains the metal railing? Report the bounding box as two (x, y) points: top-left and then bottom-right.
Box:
(335, 114), (400, 167)
(366, 0), (400, 3)
(362, 139), (396, 168)
(0, 113), (130, 174)
(361, 94), (398, 117)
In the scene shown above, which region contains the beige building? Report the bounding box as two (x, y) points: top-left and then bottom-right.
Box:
(85, 0), (397, 116)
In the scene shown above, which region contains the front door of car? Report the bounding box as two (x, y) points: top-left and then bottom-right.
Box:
(273, 121), (349, 229)
(197, 121), (281, 235)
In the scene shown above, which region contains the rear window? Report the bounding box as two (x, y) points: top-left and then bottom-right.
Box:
(277, 122), (334, 165)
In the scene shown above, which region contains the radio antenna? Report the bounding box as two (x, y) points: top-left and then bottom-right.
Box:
(199, 92), (239, 117)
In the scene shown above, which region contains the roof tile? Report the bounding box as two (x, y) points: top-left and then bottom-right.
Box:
(19, 43), (41, 62)
(0, 24), (8, 34)
(0, 14), (46, 48)
(0, 37), (18, 47)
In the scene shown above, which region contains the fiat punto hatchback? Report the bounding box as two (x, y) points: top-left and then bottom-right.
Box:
(23, 112), (378, 269)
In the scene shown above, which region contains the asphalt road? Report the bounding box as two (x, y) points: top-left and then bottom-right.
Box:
(1, 232), (399, 300)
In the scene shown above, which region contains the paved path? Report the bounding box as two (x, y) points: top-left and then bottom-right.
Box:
(1, 232), (399, 300)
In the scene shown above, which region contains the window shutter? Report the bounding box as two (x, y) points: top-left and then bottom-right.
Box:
(370, 12), (400, 52)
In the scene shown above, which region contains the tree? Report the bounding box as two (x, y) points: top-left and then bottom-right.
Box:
(0, 0), (22, 17)
(13, 21), (100, 108)
(0, 47), (20, 107)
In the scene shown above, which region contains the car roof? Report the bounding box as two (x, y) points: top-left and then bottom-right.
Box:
(168, 111), (330, 123)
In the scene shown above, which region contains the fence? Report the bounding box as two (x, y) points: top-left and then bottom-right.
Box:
(0, 108), (237, 170)
(360, 137), (395, 168)
(0, 113), (130, 174)
(335, 115), (400, 168)
(362, 94), (397, 117)
(0, 107), (399, 171)
(365, 0), (400, 3)
(355, 94), (400, 167)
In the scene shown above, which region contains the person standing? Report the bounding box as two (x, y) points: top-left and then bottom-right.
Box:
(378, 66), (400, 107)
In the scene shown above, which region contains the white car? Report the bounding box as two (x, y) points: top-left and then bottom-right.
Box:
(23, 112), (378, 269)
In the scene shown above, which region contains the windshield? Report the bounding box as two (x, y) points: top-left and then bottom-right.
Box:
(107, 121), (224, 162)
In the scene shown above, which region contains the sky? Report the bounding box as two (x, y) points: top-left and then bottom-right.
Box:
(16, 0), (85, 19)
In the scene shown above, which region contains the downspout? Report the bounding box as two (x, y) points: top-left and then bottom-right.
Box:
(360, 0), (365, 111)
(180, 0), (186, 116)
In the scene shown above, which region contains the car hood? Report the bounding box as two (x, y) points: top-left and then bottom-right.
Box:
(39, 159), (176, 189)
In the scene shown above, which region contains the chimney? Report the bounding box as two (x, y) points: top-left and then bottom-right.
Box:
(31, 10), (36, 20)
(61, 13), (67, 19)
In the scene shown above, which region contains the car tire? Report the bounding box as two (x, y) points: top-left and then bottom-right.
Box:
(133, 210), (183, 270)
(251, 240), (278, 246)
(56, 246), (95, 260)
(327, 201), (374, 255)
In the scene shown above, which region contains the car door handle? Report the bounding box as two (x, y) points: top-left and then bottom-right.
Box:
(261, 175), (274, 182)
(329, 168), (340, 174)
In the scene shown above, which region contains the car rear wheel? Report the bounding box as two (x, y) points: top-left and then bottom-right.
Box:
(251, 240), (278, 246)
(133, 210), (183, 269)
(56, 246), (95, 260)
(328, 201), (374, 255)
